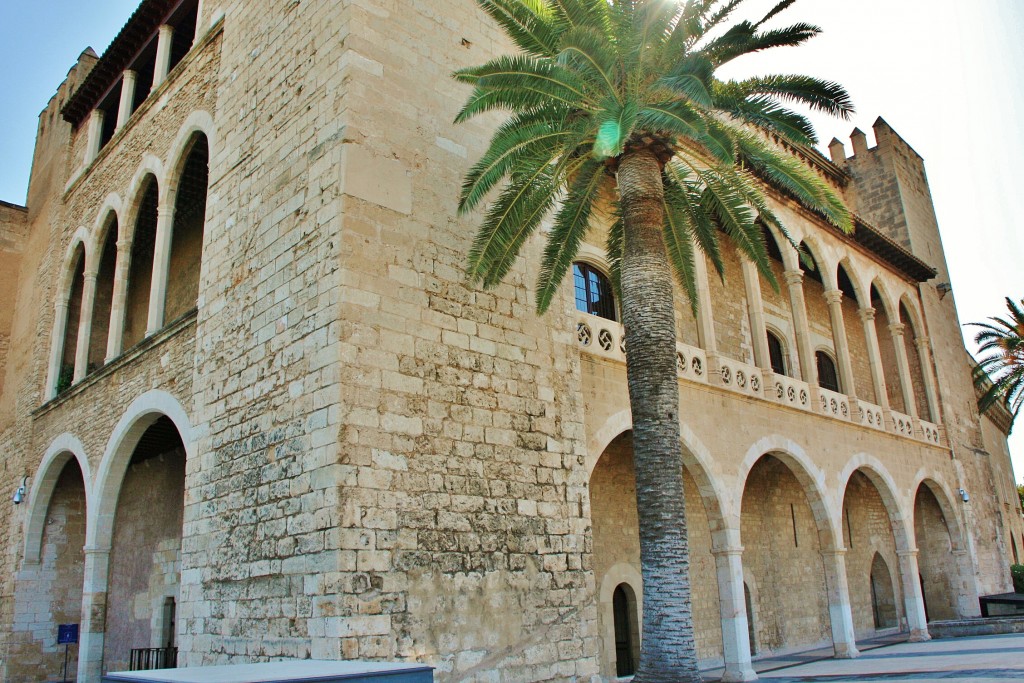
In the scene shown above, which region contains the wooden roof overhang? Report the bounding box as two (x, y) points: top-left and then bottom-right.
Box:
(61, 0), (184, 127)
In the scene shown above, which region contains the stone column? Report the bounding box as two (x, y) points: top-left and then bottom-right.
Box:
(824, 289), (856, 399)
(78, 546), (111, 683)
(116, 70), (138, 130)
(154, 25), (175, 87)
(694, 251), (718, 355)
(147, 205), (176, 335)
(85, 110), (104, 164)
(72, 270), (99, 382)
(896, 549), (930, 642)
(915, 336), (941, 422)
(713, 546), (757, 682)
(821, 549), (860, 659)
(741, 259), (770, 372)
(888, 323), (918, 417)
(783, 269), (817, 386)
(858, 307), (890, 409)
(195, 0), (206, 41)
(105, 238), (133, 361)
(45, 298), (71, 398)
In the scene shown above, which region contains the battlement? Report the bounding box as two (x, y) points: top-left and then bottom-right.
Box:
(827, 117), (924, 165)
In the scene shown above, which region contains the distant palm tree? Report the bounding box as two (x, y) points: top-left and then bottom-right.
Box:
(454, 1), (852, 679)
(971, 297), (1024, 429)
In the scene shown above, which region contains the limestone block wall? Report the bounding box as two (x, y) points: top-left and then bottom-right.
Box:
(0, 202), (28, 403)
(914, 487), (957, 621)
(6, 462), (86, 683)
(178, 0), (352, 667)
(841, 291), (876, 404)
(708, 239), (753, 363)
(742, 456), (831, 654)
(842, 471), (904, 637)
(979, 416), (1024, 569)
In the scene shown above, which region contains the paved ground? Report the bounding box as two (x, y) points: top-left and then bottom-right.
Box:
(744, 633), (1024, 682)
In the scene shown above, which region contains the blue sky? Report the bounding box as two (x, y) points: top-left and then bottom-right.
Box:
(2, 1), (1023, 484)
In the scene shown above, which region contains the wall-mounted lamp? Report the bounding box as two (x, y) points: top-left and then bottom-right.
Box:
(12, 477), (27, 505)
(935, 282), (952, 300)
(958, 488), (970, 503)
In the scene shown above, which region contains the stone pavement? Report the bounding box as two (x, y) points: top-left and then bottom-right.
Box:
(745, 633), (1024, 682)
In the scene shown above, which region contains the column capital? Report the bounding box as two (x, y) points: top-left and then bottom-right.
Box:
(821, 547), (849, 558)
(157, 205), (175, 220)
(888, 322), (906, 337)
(83, 270), (99, 282)
(783, 269), (804, 287)
(915, 336), (931, 348)
(711, 545), (745, 558)
(55, 297), (70, 311)
(897, 548), (920, 558)
(83, 545), (111, 556)
(123, 68), (138, 80)
(824, 288), (844, 306)
(858, 306), (876, 322)
(116, 238), (133, 251)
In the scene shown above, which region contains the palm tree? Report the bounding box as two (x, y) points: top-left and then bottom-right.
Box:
(454, 1), (852, 679)
(971, 297), (1024, 429)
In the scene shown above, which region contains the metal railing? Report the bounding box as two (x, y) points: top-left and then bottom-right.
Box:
(130, 647), (177, 671)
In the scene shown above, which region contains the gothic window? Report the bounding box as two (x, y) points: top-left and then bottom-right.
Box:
(573, 262), (616, 321)
(816, 350), (840, 393)
(767, 330), (787, 376)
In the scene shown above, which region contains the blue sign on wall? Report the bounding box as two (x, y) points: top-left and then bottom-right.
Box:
(57, 624), (79, 645)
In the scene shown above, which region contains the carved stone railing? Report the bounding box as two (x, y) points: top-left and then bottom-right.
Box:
(575, 316), (944, 443)
(767, 373), (811, 411)
(817, 387), (851, 421)
(889, 409), (916, 439)
(709, 354), (763, 398)
(576, 314), (626, 363)
(856, 400), (886, 431)
(675, 342), (709, 385)
(918, 418), (942, 445)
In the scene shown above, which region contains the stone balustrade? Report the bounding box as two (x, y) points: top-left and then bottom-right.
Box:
(574, 316), (944, 445)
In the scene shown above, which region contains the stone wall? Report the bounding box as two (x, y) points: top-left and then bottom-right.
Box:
(7, 461), (86, 683)
(842, 471), (904, 636)
(915, 486), (958, 621)
(741, 456), (831, 654)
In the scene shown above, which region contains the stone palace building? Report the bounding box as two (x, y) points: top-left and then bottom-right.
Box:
(1, 1), (1022, 681)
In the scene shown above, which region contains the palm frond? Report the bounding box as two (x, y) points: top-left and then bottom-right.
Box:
(535, 159), (608, 311)
(736, 132), (852, 232)
(475, 0), (561, 57)
(732, 74), (854, 119)
(466, 156), (560, 286)
(662, 172), (700, 315)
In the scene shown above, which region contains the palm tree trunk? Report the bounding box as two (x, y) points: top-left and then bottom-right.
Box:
(617, 148), (702, 682)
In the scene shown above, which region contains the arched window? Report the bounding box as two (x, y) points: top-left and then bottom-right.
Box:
(816, 350), (840, 393)
(766, 330), (787, 376)
(612, 584), (639, 677)
(573, 262), (616, 321)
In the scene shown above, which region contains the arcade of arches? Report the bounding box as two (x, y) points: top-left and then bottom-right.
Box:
(10, 412), (187, 681)
(588, 430), (970, 680)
